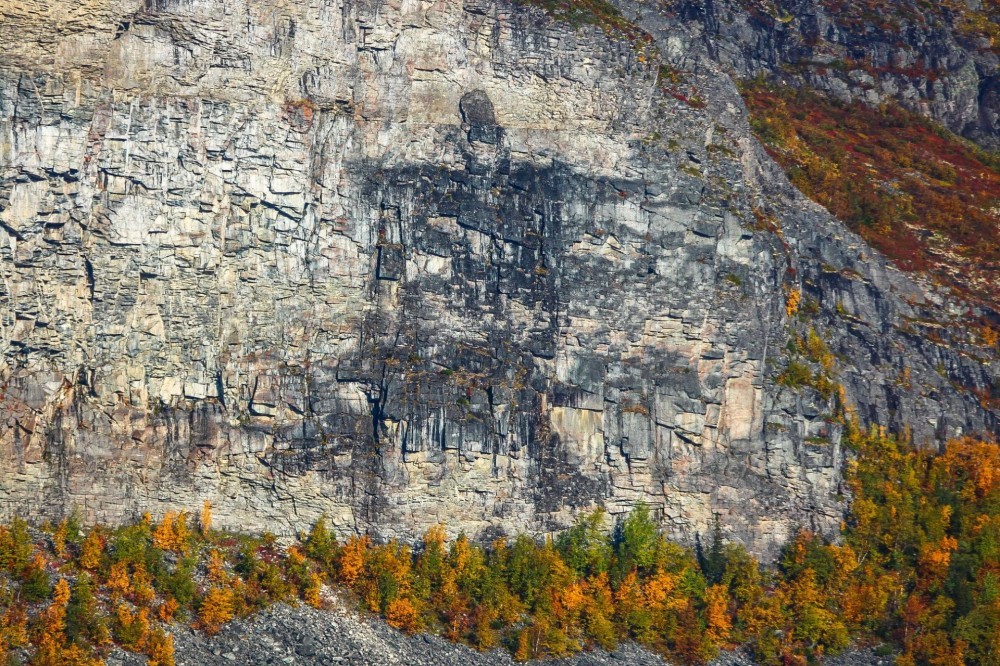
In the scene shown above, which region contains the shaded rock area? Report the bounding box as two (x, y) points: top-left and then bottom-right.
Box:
(103, 601), (892, 666)
(0, 0), (997, 561)
(656, 0), (1000, 150)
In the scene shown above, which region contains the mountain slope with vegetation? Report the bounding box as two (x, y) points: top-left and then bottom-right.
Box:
(741, 82), (1000, 314)
(663, 0), (1000, 150)
(0, 1), (998, 664)
(0, 425), (997, 666)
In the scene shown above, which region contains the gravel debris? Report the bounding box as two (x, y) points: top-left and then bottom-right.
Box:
(105, 602), (891, 666)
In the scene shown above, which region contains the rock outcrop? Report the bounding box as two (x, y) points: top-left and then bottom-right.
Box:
(666, 0), (1000, 150)
(0, 0), (996, 558)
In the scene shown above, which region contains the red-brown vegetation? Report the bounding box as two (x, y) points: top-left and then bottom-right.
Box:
(743, 82), (1000, 309)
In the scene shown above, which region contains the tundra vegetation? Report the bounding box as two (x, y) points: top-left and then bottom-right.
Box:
(0, 424), (996, 666)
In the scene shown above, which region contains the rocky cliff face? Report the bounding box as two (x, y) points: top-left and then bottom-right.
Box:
(668, 0), (1000, 150)
(0, 0), (997, 557)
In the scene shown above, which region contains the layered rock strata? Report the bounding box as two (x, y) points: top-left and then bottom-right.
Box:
(0, 0), (996, 556)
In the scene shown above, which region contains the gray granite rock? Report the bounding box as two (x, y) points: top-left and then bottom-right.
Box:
(0, 0), (996, 560)
(653, 0), (1000, 150)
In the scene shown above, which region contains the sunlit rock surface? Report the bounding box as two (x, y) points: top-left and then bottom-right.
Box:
(0, 0), (996, 558)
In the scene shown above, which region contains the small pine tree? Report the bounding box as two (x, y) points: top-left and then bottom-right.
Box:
(66, 573), (108, 647)
(303, 572), (324, 609)
(304, 515), (337, 571)
(703, 514), (726, 585)
(20, 553), (52, 603)
(0, 517), (34, 574)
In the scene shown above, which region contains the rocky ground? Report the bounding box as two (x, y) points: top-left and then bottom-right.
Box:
(104, 600), (891, 666)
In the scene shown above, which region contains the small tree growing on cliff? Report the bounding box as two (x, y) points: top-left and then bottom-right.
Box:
(304, 515), (338, 572)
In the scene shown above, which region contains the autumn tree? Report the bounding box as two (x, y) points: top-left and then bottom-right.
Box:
(199, 501), (212, 538)
(152, 512), (191, 555)
(197, 587), (235, 635)
(78, 529), (105, 571)
(65, 573), (108, 648)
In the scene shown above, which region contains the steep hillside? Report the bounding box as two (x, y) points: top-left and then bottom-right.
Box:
(665, 0), (1000, 149)
(742, 82), (1000, 312)
(0, 0), (997, 561)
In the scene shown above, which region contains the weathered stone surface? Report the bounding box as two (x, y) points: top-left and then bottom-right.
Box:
(0, 0), (996, 559)
(662, 0), (1000, 150)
